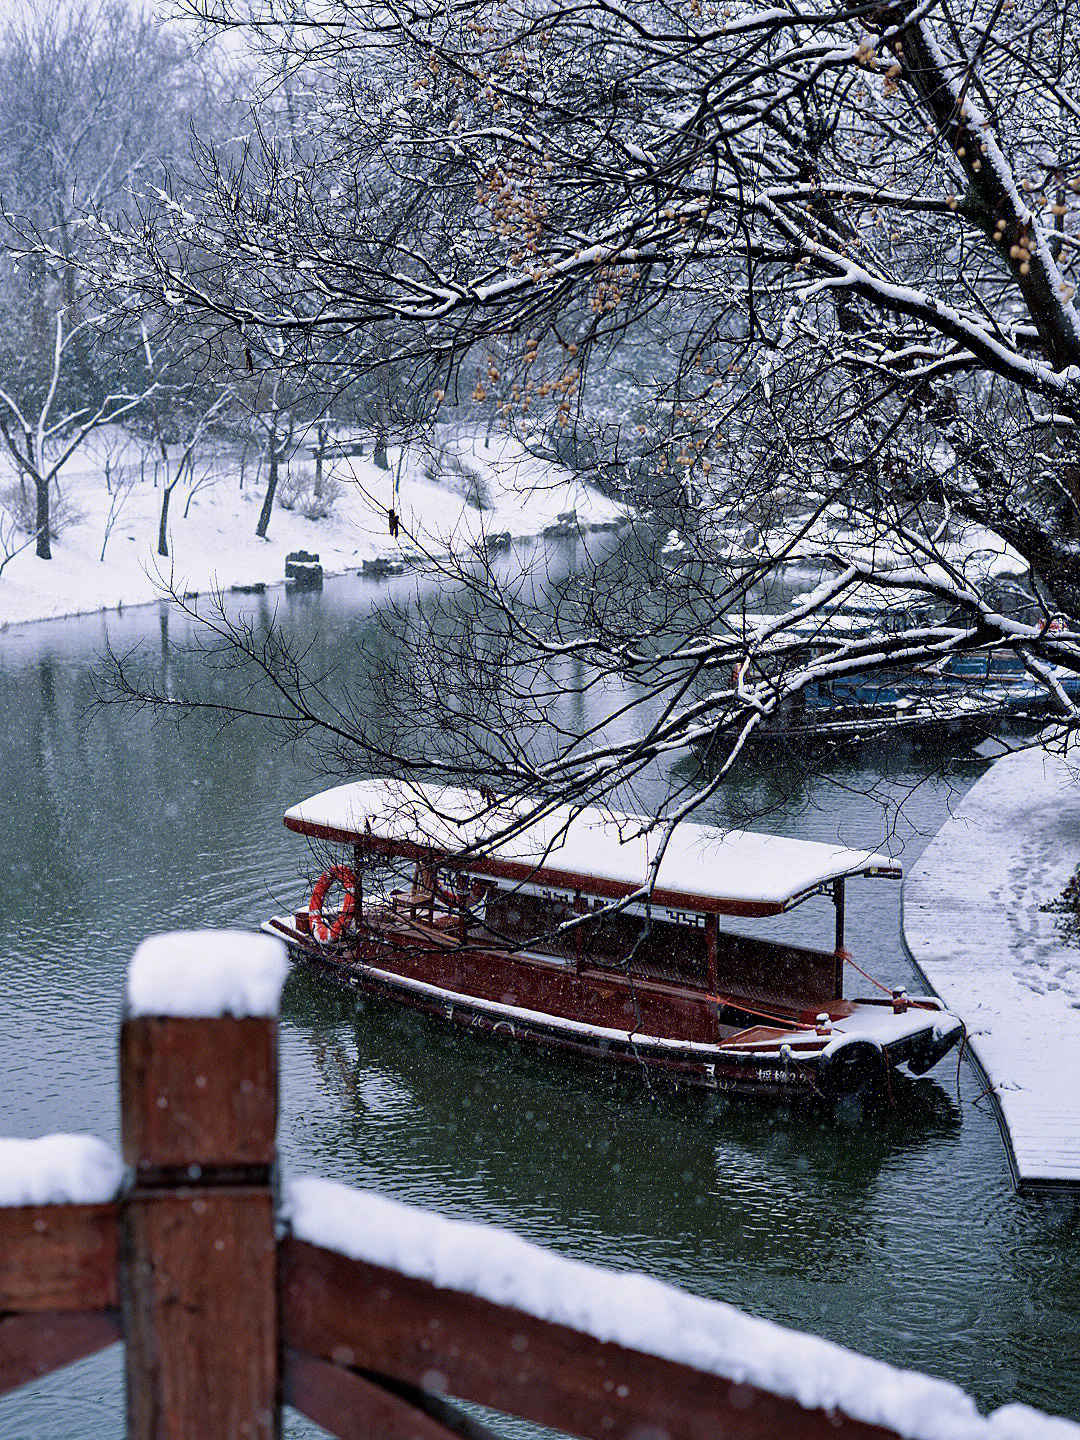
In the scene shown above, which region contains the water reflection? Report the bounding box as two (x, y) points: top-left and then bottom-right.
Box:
(288, 969), (961, 1249)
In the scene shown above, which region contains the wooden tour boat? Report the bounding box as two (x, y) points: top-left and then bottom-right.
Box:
(264, 780), (964, 1102)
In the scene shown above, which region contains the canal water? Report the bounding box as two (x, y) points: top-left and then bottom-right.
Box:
(1, 553), (1078, 1438)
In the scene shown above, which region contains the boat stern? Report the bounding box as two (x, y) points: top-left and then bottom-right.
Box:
(820, 999), (964, 1095)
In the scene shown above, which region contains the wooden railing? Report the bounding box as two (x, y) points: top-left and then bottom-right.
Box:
(0, 931), (1072, 1440)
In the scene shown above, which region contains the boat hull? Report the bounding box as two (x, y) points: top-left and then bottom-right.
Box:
(264, 918), (961, 1104)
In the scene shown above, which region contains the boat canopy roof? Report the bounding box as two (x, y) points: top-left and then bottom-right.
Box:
(284, 780), (901, 918)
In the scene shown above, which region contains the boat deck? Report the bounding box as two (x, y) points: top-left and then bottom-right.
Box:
(902, 744), (1080, 1191)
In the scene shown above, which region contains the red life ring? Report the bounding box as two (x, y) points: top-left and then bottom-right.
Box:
(309, 865), (357, 942)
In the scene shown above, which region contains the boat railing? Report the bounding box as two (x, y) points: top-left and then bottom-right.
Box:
(5, 930), (1063, 1439)
(313, 882), (847, 1004)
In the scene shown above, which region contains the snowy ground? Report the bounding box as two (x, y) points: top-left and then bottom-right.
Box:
(0, 425), (628, 629)
(903, 742), (1080, 1188)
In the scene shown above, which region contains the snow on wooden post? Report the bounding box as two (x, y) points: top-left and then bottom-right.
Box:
(0, 1135), (124, 1398)
(121, 930), (288, 1440)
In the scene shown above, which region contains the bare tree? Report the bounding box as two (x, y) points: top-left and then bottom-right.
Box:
(137, 324), (235, 558)
(246, 345), (300, 539)
(97, 437), (139, 563)
(0, 0), (229, 560)
(0, 310), (154, 558)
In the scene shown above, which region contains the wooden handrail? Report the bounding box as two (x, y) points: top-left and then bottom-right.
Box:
(283, 1351), (502, 1440)
(0, 930), (1075, 1440)
(281, 1237), (898, 1440)
(0, 1312), (122, 1400)
(0, 1201), (122, 1399)
(0, 1202), (119, 1314)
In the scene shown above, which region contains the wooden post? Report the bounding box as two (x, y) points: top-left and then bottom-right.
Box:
(120, 934), (284, 1440)
(833, 880), (846, 997)
(705, 914), (719, 994)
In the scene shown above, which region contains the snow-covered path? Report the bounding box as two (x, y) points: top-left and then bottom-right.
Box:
(903, 744), (1080, 1189)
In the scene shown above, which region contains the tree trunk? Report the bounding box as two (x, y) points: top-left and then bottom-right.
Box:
(314, 423), (326, 490)
(158, 484), (173, 558)
(35, 476), (51, 560)
(373, 392), (389, 470)
(257, 444), (279, 538)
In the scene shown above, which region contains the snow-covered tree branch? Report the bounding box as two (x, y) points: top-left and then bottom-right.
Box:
(75, 0), (1080, 810)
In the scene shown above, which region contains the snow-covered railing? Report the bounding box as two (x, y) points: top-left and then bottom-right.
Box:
(1, 929), (1077, 1440)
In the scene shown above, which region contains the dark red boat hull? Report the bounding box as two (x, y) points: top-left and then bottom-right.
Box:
(268, 921), (830, 1101)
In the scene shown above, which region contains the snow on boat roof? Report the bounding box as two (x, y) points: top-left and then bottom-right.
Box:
(283, 779), (900, 917)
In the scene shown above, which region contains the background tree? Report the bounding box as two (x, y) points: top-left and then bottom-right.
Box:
(0, 0), (226, 558)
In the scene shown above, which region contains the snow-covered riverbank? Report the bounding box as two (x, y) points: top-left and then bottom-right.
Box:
(0, 426), (628, 629)
(903, 741), (1080, 1189)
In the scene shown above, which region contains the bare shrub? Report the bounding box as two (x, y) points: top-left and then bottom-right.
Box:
(0, 482), (35, 533)
(1041, 867), (1080, 949)
(424, 448), (491, 511)
(278, 464), (342, 520)
(0, 481), (83, 539)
